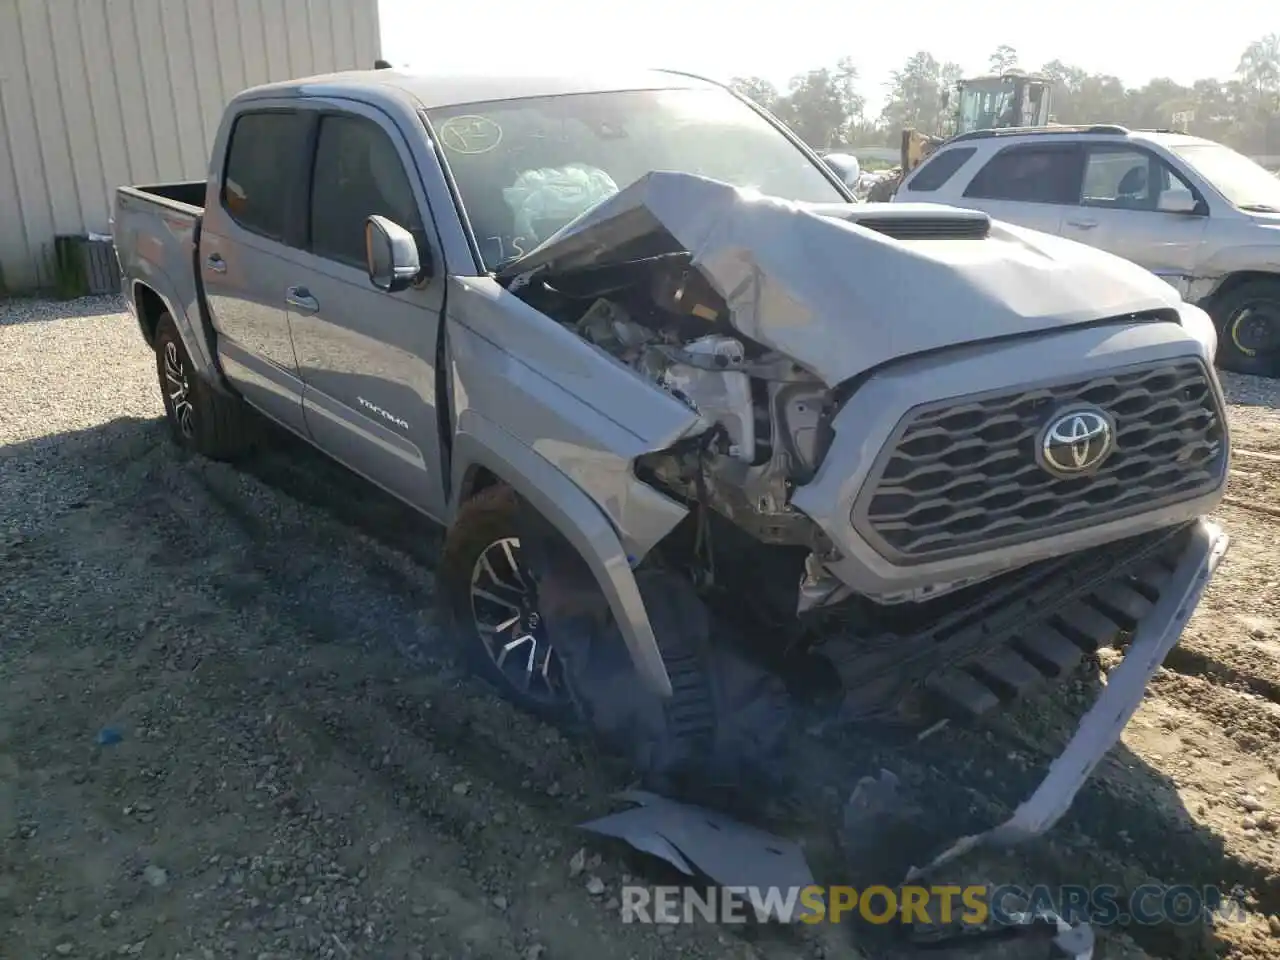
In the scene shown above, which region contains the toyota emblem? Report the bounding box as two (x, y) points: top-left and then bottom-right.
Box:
(1038, 407), (1116, 478)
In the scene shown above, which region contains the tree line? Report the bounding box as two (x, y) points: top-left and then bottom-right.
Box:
(729, 35), (1280, 157)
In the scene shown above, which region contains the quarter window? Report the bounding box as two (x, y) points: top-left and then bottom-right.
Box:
(221, 111), (308, 240)
(963, 145), (1082, 204)
(308, 114), (424, 269)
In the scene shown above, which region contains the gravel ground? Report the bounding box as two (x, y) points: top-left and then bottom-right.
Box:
(2, 295), (1280, 960)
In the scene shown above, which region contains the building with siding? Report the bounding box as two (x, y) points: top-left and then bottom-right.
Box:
(0, 0), (382, 293)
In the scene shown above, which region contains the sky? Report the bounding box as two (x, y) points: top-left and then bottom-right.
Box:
(378, 0), (1272, 116)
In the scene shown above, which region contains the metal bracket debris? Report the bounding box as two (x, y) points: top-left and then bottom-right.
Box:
(579, 789), (818, 919)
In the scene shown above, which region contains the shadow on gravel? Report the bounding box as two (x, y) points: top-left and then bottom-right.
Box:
(4, 414), (1265, 960)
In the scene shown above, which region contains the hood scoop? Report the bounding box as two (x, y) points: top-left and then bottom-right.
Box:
(820, 203), (992, 241)
(850, 215), (990, 240)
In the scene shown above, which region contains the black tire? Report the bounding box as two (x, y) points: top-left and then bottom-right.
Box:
(438, 486), (790, 802)
(154, 313), (255, 460)
(867, 173), (901, 202)
(438, 485), (579, 723)
(1208, 278), (1280, 377)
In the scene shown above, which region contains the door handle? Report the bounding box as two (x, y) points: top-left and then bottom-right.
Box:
(285, 285), (319, 312)
(1066, 218), (1098, 229)
(205, 253), (227, 273)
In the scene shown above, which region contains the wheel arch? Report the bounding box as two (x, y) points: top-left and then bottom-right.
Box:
(133, 281), (168, 348)
(1206, 269), (1280, 309)
(449, 412), (674, 698)
(129, 277), (230, 388)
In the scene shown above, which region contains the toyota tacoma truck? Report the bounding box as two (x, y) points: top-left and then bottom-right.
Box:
(113, 68), (1229, 827)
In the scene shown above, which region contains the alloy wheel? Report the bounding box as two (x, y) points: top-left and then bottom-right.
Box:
(163, 340), (195, 439)
(469, 536), (566, 704)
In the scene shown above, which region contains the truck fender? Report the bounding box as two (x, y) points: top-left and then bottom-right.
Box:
(128, 275), (229, 394)
(449, 410), (674, 698)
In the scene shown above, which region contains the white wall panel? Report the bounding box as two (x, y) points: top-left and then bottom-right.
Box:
(0, 0), (381, 292)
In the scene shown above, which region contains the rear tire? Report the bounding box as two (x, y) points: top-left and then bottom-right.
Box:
(1208, 279), (1280, 377)
(154, 313), (255, 460)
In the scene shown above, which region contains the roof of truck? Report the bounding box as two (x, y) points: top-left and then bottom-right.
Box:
(237, 67), (722, 110)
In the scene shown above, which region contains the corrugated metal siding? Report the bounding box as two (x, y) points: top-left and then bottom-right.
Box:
(0, 0), (381, 293)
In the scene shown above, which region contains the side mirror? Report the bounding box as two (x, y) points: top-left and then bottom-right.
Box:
(365, 215), (422, 292)
(1158, 191), (1200, 215)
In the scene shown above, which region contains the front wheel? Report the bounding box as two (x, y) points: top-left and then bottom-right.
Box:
(438, 485), (577, 721)
(1209, 279), (1280, 377)
(438, 485), (793, 803)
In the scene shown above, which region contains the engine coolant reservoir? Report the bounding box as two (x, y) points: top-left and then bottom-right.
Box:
(659, 335), (756, 462)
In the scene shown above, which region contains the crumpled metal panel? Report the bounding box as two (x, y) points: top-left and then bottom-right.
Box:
(499, 171), (1185, 387)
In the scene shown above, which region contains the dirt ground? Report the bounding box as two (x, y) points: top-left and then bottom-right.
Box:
(2, 296), (1279, 960)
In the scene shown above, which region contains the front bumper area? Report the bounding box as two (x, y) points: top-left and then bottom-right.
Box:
(906, 517), (1229, 880)
(823, 517), (1225, 722)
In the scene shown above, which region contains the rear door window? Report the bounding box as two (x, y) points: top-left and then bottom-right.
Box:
(308, 113), (425, 269)
(904, 147), (977, 192)
(962, 144), (1083, 204)
(221, 110), (309, 241)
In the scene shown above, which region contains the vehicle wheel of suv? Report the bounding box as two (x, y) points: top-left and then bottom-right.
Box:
(1210, 279), (1280, 377)
(153, 313), (255, 460)
(438, 485), (579, 722)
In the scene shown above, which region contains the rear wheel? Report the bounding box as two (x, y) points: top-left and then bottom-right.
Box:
(1209, 279), (1280, 377)
(153, 313), (256, 459)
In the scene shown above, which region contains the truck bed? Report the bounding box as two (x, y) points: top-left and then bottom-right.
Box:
(112, 180), (212, 367)
(123, 181), (206, 212)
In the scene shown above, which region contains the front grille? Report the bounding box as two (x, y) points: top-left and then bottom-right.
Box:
(853, 359), (1226, 562)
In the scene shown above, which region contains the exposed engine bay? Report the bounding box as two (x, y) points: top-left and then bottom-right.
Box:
(520, 253), (831, 539)
(512, 252), (859, 627)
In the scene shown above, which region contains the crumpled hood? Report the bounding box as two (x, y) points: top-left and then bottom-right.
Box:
(499, 172), (1183, 386)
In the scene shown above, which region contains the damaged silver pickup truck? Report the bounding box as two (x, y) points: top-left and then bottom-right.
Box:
(113, 69), (1229, 833)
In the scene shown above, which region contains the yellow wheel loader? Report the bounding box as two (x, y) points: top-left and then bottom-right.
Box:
(867, 72), (1055, 202)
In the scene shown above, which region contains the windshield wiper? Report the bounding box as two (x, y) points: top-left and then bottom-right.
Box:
(1238, 203), (1280, 213)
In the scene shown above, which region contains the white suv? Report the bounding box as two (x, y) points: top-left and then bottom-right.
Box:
(893, 125), (1280, 376)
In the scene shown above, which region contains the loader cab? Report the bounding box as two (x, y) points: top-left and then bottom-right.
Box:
(954, 73), (1054, 135)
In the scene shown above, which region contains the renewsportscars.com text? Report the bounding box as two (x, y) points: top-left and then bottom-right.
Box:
(620, 884), (1249, 927)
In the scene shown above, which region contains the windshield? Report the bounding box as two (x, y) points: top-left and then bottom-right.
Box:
(1169, 142), (1280, 212)
(425, 88), (845, 269)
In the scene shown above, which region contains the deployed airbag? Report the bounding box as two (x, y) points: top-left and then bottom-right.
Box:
(503, 164), (620, 245)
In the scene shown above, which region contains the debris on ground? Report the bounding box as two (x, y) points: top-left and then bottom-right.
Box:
(579, 790), (816, 918)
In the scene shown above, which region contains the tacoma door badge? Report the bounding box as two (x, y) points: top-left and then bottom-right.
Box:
(357, 396), (409, 431)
